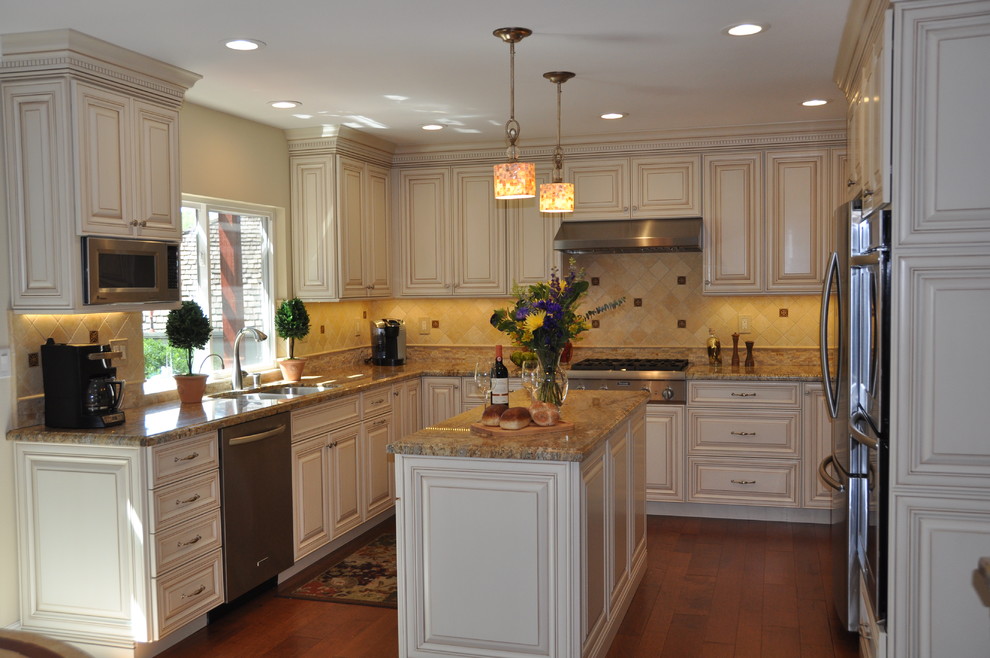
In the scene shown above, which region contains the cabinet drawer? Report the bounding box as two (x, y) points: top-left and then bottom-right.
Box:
(150, 508), (223, 577)
(688, 381), (801, 408)
(688, 410), (800, 457)
(153, 548), (224, 637)
(148, 432), (219, 487)
(150, 470), (221, 532)
(362, 387), (393, 417)
(687, 458), (799, 507)
(291, 395), (360, 439)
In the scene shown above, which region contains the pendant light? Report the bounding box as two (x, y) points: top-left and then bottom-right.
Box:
(540, 71), (576, 213)
(492, 27), (536, 199)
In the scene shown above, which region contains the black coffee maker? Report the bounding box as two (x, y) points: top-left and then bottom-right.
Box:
(370, 319), (406, 366)
(41, 339), (126, 428)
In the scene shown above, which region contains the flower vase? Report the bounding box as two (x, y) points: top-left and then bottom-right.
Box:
(534, 350), (569, 407)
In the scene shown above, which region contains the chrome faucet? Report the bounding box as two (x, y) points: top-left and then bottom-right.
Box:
(232, 327), (268, 391)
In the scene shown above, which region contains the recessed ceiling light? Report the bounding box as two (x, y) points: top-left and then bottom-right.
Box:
(802, 99), (829, 107)
(601, 112), (627, 120)
(421, 124), (445, 131)
(724, 23), (768, 36)
(270, 100), (301, 109)
(384, 95), (409, 102)
(224, 38), (265, 51)
(293, 114), (314, 119)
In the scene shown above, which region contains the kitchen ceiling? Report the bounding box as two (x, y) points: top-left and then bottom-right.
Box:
(0, 0), (851, 149)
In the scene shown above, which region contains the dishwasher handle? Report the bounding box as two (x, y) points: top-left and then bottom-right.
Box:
(227, 425), (287, 446)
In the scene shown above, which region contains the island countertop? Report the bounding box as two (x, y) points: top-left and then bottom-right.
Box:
(387, 389), (649, 462)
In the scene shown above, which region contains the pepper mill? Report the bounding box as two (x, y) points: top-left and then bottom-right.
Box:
(744, 340), (755, 367)
(731, 333), (740, 366)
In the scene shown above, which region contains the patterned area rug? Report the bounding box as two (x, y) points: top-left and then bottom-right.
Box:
(284, 533), (397, 608)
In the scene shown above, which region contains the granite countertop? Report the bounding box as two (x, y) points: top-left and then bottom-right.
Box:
(387, 389), (649, 462)
(6, 351), (820, 448)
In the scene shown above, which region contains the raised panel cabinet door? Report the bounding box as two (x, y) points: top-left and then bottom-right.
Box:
(337, 156), (367, 298)
(895, 2), (990, 246)
(765, 149), (829, 292)
(364, 413), (394, 520)
(582, 447), (609, 646)
(563, 158), (629, 220)
(399, 168), (450, 295)
(132, 99), (180, 239)
(2, 80), (78, 310)
(631, 155), (702, 218)
(290, 155), (337, 300)
(507, 169), (562, 287)
(75, 82), (131, 235)
(290, 434), (331, 560)
(330, 426), (362, 537)
(702, 152), (763, 293)
(832, 147), (853, 209)
(609, 428), (631, 611)
(802, 383), (832, 509)
(645, 405), (684, 502)
(421, 377), (460, 427)
(364, 163), (392, 297)
(452, 166), (506, 296)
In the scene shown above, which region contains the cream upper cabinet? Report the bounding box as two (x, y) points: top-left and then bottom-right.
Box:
(507, 169), (562, 287)
(702, 151), (763, 293)
(0, 31), (198, 312)
(75, 82), (181, 239)
(563, 155), (701, 220)
(338, 156), (391, 298)
(846, 16), (890, 217)
(704, 148), (833, 295)
(290, 154), (337, 300)
(397, 165), (506, 296)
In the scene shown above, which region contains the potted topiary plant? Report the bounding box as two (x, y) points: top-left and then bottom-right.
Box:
(165, 300), (213, 404)
(275, 297), (311, 381)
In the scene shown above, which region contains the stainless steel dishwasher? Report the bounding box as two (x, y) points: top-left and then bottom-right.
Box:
(219, 412), (293, 601)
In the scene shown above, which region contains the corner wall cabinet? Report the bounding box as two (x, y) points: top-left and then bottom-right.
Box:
(562, 155), (701, 220)
(287, 128), (395, 301)
(0, 29), (199, 312)
(14, 432), (223, 653)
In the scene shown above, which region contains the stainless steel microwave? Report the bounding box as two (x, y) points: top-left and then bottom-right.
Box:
(83, 236), (181, 305)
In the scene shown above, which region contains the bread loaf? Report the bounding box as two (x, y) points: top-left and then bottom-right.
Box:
(498, 406), (532, 430)
(529, 401), (560, 427)
(480, 404), (508, 426)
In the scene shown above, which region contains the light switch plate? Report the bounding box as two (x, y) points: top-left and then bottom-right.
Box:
(0, 347), (10, 378)
(109, 338), (127, 362)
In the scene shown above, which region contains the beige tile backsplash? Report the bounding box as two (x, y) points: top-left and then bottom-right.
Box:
(9, 252), (820, 426)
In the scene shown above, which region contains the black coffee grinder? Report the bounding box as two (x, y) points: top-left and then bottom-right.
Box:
(41, 339), (126, 429)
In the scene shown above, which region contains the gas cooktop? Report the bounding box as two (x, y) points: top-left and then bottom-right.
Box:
(567, 358), (690, 380)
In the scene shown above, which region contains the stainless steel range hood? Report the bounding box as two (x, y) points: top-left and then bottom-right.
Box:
(552, 218), (703, 254)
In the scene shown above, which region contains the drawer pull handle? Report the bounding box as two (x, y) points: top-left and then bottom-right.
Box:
(178, 534), (203, 548)
(372, 418), (388, 427)
(371, 398), (385, 405)
(181, 585), (206, 599)
(176, 493), (202, 506)
(730, 392), (757, 397)
(731, 479), (757, 485)
(174, 452), (200, 463)
(730, 431), (757, 436)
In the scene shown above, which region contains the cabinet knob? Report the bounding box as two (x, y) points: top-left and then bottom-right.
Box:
(863, 189), (875, 197)
(632, 205), (638, 212)
(623, 206), (629, 213)
(139, 220), (147, 227)
(130, 220), (139, 227)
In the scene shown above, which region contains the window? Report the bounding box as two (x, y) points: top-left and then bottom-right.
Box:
(143, 196), (277, 390)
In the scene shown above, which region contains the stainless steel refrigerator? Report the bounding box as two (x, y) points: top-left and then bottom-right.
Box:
(819, 198), (891, 632)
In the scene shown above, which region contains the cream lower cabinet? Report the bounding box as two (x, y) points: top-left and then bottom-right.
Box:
(395, 378), (422, 439)
(290, 387), (395, 560)
(802, 383), (832, 509)
(645, 404), (685, 501)
(13, 432), (223, 655)
(420, 376), (463, 427)
(395, 408), (645, 658)
(686, 381), (802, 507)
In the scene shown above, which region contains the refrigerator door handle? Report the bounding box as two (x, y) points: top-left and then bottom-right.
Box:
(820, 251), (841, 419)
(851, 410), (880, 449)
(818, 454), (847, 492)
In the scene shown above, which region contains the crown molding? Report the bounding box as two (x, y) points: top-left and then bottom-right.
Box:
(286, 124), (396, 167)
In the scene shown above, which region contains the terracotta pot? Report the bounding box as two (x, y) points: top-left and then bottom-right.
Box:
(174, 374), (208, 404)
(278, 358), (307, 382)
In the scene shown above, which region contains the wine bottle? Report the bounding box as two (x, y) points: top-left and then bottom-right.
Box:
(490, 345), (510, 405)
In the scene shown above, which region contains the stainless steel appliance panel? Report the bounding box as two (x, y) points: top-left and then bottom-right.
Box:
(219, 414), (293, 601)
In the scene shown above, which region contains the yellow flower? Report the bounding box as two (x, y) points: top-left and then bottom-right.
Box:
(524, 309), (546, 334)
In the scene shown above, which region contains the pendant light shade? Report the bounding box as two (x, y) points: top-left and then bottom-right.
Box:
(539, 71), (575, 213)
(493, 27), (535, 199)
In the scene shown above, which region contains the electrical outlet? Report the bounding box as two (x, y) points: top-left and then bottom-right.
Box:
(419, 317), (431, 335)
(109, 338), (128, 362)
(738, 315), (752, 333)
(353, 320), (362, 337)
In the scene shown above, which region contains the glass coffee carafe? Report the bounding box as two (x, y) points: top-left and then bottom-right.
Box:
(84, 377), (124, 415)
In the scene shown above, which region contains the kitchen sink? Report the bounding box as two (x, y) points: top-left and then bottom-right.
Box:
(211, 383), (337, 401)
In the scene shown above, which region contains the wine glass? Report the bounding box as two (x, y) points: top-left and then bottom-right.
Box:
(474, 360), (492, 406)
(520, 359), (539, 401)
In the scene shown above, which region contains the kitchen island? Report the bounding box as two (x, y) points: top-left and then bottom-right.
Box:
(388, 389), (649, 658)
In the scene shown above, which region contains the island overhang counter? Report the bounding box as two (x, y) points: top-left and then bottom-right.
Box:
(387, 389), (649, 658)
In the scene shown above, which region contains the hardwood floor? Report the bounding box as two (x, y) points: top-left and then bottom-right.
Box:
(159, 515), (859, 658)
